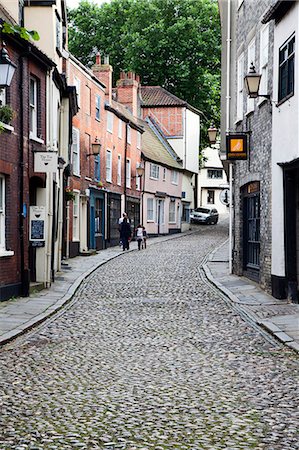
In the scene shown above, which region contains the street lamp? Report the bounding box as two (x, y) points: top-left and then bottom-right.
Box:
(136, 165), (145, 177)
(207, 124), (218, 145)
(0, 42), (16, 87)
(87, 138), (101, 158)
(244, 62), (270, 100)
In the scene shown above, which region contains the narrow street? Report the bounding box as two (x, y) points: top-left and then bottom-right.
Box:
(0, 224), (298, 450)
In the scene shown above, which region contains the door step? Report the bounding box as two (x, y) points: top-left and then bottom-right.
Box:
(29, 282), (45, 294)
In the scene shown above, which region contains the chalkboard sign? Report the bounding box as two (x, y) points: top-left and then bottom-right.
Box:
(30, 220), (45, 240)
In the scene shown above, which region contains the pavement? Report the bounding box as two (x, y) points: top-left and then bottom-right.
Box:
(1, 227), (299, 353)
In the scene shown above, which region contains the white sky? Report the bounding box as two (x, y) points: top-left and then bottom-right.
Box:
(66, 0), (111, 9)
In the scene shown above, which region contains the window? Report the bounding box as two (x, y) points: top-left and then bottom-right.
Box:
(86, 85), (91, 115)
(94, 155), (100, 181)
(95, 198), (103, 235)
(107, 111), (113, 133)
(117, 155), (121, 185)
(237, 53), (244, 120)
(0, 88), (6, 106)
(171, 170), (178, 185)
(74, 76), (81, 108)
(156, 200), (165, 224)
(72, 127), (80, 176)
(106, 150), (112, 182)
(127, 125), (131, 144)
(137, 131), (141, 149)
(73, 192), (80, 241)
(207, 169), (223, 179)
(95, 94), (101, 121)
(136, 164), (141, 190)
(207, 190), (215, 204)
(30, 77), (38, 137)
(147, 198), (155, 221)
(150, 163), (159, 180)
(163, 168), (166, 181)
(247, 39), (255, 113)
(0, 175), (5, 250)
(279, 34), (295, 103)
(260, 24), (269, 102)
(169, 200), (176, 223)
(118, 119), (122, 138)
(56, 15), (61, 51)
(126, 159), (131, 188)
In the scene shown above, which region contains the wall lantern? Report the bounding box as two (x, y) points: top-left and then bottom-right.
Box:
(0, 42), (17, 87)
(87, 138), (101, 158)
(136, 165), (145, 177)
(207, 124), (218, 145)
(244, 62), (270, 100)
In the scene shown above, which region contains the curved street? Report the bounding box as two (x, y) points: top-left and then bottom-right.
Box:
(0, 223), (298, 450)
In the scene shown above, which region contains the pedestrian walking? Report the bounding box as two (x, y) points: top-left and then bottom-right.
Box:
(119, 213), (130, 246)
(135, 224), (144, 250)
(142, 226), (147, 249)
(120, 217), (131, 251)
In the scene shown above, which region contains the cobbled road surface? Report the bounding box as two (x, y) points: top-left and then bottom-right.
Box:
(0, 223), (299, 450)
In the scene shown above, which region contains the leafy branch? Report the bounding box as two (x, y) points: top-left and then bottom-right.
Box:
(0, 19), (39, 41)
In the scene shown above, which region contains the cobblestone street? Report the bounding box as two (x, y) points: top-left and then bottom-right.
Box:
(0, 224), (298, 450)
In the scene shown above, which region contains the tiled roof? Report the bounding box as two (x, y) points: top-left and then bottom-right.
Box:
(141, 119), (183, 170)
(105, 100), (144, 132)
(140, 86), (187, 107)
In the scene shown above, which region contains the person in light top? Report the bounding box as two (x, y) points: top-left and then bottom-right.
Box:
(135, 224), (144, 250)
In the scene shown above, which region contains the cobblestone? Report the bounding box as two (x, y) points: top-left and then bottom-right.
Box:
(0, 224), (298, 449)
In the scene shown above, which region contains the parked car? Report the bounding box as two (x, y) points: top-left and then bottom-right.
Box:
(190, 207), (219, 225)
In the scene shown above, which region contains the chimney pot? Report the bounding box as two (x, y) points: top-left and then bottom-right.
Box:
(120, 71), (126, 80)
(104, 55), (110, 65)
(96, 52), (101, 65)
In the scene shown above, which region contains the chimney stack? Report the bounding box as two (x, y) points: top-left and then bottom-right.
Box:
(116, 71), (140, 117)
(92, 52), (113, 104)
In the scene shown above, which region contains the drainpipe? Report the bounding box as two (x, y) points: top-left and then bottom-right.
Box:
(226, 0), (233, 275)
(18, 54), (29, 297)
(124, 122), (128, 212)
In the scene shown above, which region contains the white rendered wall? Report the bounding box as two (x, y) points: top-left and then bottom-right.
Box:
(185, 109), (200, 173)
(271, 4), (299, 277)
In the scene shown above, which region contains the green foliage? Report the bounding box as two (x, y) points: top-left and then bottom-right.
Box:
(0, 104), (14, 124)
(68, 0), (221, 147)
(1, 20), (39, 41)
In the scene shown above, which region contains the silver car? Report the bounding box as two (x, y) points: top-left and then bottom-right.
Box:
(190, 207), (219, 225)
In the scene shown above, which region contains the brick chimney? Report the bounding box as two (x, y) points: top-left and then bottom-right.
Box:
(116, 71), (140, 117)
(92, 53), (113, 104)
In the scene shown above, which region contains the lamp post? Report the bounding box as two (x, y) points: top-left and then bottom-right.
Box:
(207, 124), (218, 145)
(0, 42), (17, 87)
(133, 164), (145, 225)
(244, 62), (270, 100)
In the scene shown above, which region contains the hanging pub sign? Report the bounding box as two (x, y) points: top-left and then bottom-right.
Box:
(226, 133), (248, 160)
(34, 152), (57, 173)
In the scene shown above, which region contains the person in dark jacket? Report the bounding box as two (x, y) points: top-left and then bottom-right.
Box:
(120, 217), (131, 251)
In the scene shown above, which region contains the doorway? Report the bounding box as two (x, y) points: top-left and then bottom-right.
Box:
(243, 182), (260, 282)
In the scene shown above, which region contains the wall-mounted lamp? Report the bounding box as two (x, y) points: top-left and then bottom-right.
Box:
(132, 165), (145, 179)
(87, 138), (101, 158)
(58, 156), (65, 170)
(207, 124), (218, 145)
(244, 62), (270, 100)
(0, 42), (17, 87)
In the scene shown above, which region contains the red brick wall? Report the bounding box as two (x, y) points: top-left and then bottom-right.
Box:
(142, 106), (184, 137)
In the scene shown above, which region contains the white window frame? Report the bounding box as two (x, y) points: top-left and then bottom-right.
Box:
(56, 15), (61, 51)
(137, 131), (141, 149)
(73, 191), (80, 241)
(163, 167), (166, 181)
(126, 159), (131, 188)
(106, 149), (112, 182)
(247, 39), (255, 113)
(118, 119), (122, 139)
(74, 76), (81, 108)
(237, 53), (244, 121)
(147, 198), (155, 222)
(127, 124), (131, 144)
(30, 77), (38, 138)
(72, 127), (80, 176)
(117, 155), (121, 185)
(259, 24), (269, 105)
(0, 88), (6, 106)
(156, 200), (165, 225)
(171, 170), (178, 185)
(150, 163), (159, 180)
(169, 200), (176, 223)
(107, 111), (114, 133)
(95, 94), (101, 121)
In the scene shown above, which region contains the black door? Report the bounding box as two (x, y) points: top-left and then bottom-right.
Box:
(243, 183), (260, 280)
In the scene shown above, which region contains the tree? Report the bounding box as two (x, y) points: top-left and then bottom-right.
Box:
(68, 0), (221, 147)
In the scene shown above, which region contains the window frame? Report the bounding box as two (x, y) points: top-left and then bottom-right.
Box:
(0, 88), (6, 106)
(95, 94), (101, 121)
(74, 76), (81, 108)
(171, 170), (178, 185)
(207, 190), (215, 204)
(247, 39), (255, 113)
(106, 149), (112, 182)
(30, 77), (38, 138)
(207, 169), (223, 179)
(94, 154), (100, 181)
(278, 33), (295, 104)
(107, 111), (114, 133)
(126, 159), (131, 188)
(150, 163), (159, 180)
(237, 52), (244, 121)
(117, 154), (121, 185)
(169, 200), (176, 223)
(127, 124), (131, 144)
(72, 191), (80, 241)
(72, 127), (80, 176)
(259, 24), (270, 106)
(147, 198), (155, 222)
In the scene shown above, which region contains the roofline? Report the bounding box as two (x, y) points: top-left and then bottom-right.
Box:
(141, 154), (184, 172)
(69, 53), (106, 90)
(262, 0), (295, 24)
(146, 117), (183, 165)
(104, 103), (144, 133)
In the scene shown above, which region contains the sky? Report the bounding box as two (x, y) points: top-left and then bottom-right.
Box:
(66, 0), (111, 9)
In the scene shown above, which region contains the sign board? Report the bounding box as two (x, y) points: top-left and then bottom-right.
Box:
(30, 206), (45, 242)
(220, 188), (230, 206)
(34, 152), (57, 173)
(226, 134), (248, 160)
